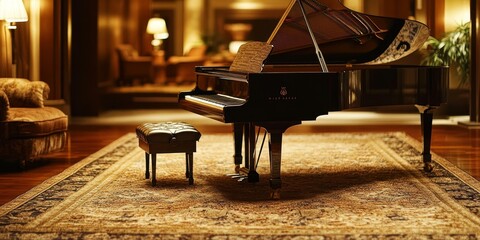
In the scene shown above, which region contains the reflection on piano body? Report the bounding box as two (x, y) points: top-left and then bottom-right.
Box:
(178, 0), (448, 199)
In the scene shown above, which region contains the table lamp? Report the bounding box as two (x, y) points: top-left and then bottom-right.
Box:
(146, 17), (169, 51)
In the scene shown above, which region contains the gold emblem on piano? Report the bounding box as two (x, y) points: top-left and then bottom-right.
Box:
(268, 86), (297, 101)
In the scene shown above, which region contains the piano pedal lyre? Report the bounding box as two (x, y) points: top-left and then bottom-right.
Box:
(226, 173), (248, 182)
(226, 166), (259, 182)
(226, 165), (248, 182)
(226, 175), (248, 182)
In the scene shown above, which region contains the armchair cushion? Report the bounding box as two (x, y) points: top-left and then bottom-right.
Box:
(4, 107), (68, 139)
(0, 78), (49, 108)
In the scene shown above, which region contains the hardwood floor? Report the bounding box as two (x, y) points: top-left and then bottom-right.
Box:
(1, 111), (479, 205)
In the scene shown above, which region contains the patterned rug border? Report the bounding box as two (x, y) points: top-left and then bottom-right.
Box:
(380, 132), (480, 220)
(1, 132), (479, 239)
(398, 133), (480, 193)
(0, 134), (136, 217)
(373, 135), (480, 228)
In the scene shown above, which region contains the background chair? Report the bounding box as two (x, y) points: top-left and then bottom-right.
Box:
(116, 44), (153, 86)
(0, 78), (68, 168)
(165, 45), (207, 85)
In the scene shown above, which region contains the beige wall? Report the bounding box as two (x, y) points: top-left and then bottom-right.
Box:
(444, 0), (470, 32)
(343, 0), (364, 12)
(184, 0), (205, 54)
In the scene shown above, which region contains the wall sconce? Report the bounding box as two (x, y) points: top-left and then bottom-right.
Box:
(0, 0), (29, 78)
(0, 0), (28, 26)
(146, 17), (169, 51)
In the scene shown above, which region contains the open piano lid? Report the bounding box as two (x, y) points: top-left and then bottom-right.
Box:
(264, 0), (430, 65)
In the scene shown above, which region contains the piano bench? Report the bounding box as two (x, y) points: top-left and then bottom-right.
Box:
(135, 122), (201, 186)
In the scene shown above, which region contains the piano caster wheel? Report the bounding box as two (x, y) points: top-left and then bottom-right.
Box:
(423, 163), (434, 172)
(235, 165), (240, 173)
(270, 189), (281, 200)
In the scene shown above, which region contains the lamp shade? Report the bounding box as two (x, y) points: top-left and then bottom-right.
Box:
(146, 17), (169, 39)
(0, 0), (28, 22)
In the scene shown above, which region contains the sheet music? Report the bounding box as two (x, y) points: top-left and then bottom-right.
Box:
(229, 42), (273, 73)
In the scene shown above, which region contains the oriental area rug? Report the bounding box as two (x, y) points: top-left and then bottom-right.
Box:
(0, 132), (479, 239)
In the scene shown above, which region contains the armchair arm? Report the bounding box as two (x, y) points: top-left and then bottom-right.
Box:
(0, 78), (50, 108)
(0, 90), (9, 121)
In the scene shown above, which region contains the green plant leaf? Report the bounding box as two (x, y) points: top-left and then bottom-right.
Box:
(422, 22), (471, 85)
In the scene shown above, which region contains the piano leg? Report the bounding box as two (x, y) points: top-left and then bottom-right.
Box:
(268, 131), (283, 200)
(244, 123), (251, 170)
(233, 123), (244, 173)
(257, 121), (300, 199)
(416, 105), (436, 172)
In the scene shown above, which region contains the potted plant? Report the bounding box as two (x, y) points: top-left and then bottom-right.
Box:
(422, 22), (471, 115)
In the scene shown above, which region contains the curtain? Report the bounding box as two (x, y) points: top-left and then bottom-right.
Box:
(16, 19), (30, 79)
(0, 23), (12, 77)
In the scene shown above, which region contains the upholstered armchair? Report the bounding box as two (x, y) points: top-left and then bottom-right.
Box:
(116, 44), (153, 86)
(0, 78), (68, 168)
(166, 45), (207, 84)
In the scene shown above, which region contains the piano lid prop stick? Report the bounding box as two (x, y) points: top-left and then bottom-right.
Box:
(297, 0), (329, 72)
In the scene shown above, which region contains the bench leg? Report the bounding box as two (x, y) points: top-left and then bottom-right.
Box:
(145, 152), (150, 179)
(186, 152), (194, 185)
(151, 154), (157, 186)
(185, 152), (189, 179)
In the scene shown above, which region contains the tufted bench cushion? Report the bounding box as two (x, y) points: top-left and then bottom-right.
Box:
(136, 122), (201, 186)
(136, 122), (201, 144)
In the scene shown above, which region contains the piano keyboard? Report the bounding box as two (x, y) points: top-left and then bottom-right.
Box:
(185, 94), (246, 110)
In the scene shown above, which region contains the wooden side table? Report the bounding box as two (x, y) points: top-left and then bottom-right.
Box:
(152, 50), (167, 85)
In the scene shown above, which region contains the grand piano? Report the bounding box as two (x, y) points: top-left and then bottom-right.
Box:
(178, 0), (449, 199)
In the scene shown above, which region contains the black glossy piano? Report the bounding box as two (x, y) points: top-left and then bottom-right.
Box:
(178, 0), (448, 199)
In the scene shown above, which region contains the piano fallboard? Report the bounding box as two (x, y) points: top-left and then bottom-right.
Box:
(179, 66), (340, 123)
